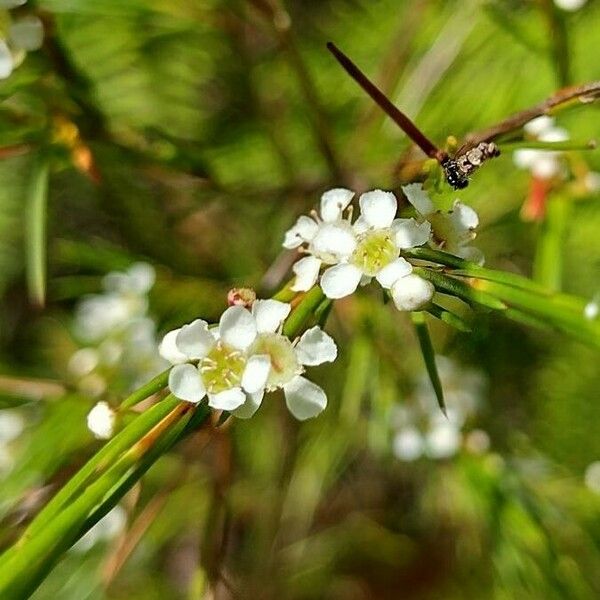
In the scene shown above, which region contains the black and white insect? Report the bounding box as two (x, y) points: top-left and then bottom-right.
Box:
(327, 42), (600, 190)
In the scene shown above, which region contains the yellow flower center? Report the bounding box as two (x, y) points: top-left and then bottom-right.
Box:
(249, 333), (301, 390)
(351, 229), (398, 276)
(199, 342), (246, 394)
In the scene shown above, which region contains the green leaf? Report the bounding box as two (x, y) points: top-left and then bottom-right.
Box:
(415, 268), (507, 311)
(426, 302), (472, 332)
(25, 155), (50, 307)
(411, 311), (446, 416)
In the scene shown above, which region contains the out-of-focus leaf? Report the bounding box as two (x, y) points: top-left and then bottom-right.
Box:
(25, 155), (50, 307)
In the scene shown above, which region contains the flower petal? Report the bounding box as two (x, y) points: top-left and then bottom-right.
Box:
(359, 190), (397, 228)
(252, 299), (291, 333)
(457, 245), (485, 266)
(352, 215), (369, 235)
(241, 354), (271, 393)
(320, 188), (355, 222)
(402, 183), (434, 216)
(392, 218), (432, 248)
(450, 201), (479, 230)
(0, 41), (13, 80)
(295, 326), (337, 366)
(159, 329), (188, 364)
(375, 257), (413, 289)
(231, 391), (264, 419)
(524, 115), (554, 136)
(283, 216), (318, 249)
(208, 387), (246, 410)
(168, 364), (206, 403)
(219, 306), (257, 351)
(310, 222), (357, 262)
(291, 255), (321, 292)
(284, 375), (327, 420)
(391, 274), (435, 311)
(175, 319), (215, 359)
(320, 263), (362, 299)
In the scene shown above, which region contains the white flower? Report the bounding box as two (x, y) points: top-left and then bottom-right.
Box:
(402, 183), (484, 265)
(235, 321), (337, 421)
(554, 0), (587, 11)
(284, 189), (357, 292)
(584, 461), (600, 494)
(513, 116), (569, 179)
(0, 40), (13, 80)
(393, 427), (424, 461)
(0, 411), (24, 443)
(87, 401), (116, 440)
(584, 298), (598, 320)
(161, 300), (337, 420)
(425, 420), (461, 459)
(320, 190), (427, 300)
(286, 189), (431, 302)
(160, 306), (266, 411)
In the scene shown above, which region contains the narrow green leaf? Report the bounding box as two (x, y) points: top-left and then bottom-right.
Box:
(19, 395), (180, 543)
(426, 302), (472, 332)
(411, 312), (446, 416)
(475, 279), (600, 347)
(415, 268), (507, 311)
(0, 402), (200, 599)
(25, 156), (50, 307)
(120, 368), (170, 409)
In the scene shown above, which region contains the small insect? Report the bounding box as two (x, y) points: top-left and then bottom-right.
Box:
(327, 42), (600, 190)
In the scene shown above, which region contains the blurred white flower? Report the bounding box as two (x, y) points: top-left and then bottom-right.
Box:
(425, 420), (461, 459)
(0, 40), (13, 79)
(391, 357), (488, 462)
(73, 505), (127, 553)
(464, 429), (491, 455)
(87, 401), (116, 440)
(554, 0), (587, 11)
(513, 116), (569, 179)
(0, 410), (24, 443)
(584, 299), (599, 320)
(584, 461), (600, 494)
(9, 16), (43, 52)
(68, 348), (100, 377)
(402, 184), (484, 264)
(162, 300), (337, 420)
(393, 427), (424, 461)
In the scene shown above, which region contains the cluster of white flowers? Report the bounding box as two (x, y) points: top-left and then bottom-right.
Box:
(0, 1), (43, 80)
(391, 357), (488, 461)
(159, 300), (337, 420)
(513, 116), (569, 180)
(284, 186), (483, 309)
(0, 410), (25, 474)
(75, 263), (168, 439)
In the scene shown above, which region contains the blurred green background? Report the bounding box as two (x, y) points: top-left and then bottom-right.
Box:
(1, 0), (600, 598)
